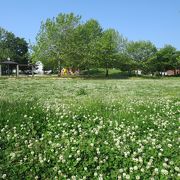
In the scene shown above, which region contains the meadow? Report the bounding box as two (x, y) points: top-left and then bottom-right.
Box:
(0, 77), (180, 179)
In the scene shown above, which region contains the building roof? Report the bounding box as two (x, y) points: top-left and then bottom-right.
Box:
(1, 60), (18, 65)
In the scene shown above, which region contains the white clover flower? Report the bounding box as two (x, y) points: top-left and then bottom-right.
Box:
(9, 151), (16, 159)
(161, 169), (168, 175)
(98, 174), (103, 180)
(58, 170), (62, 175)
(175, 166), (180, 172)
(94, 172), (98, 176)
(135, 175), (140, 180)
(154, 168), (159, 174)
(163, 162), (168, 168)
(71, 175), (76, 180)
(125, 174), (130, 179)
(169, 161), (174, 165)
(76, 157), (81, 162)
(2, 174), (6, 179)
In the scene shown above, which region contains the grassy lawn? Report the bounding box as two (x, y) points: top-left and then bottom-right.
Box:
(0, 78), (180, 179)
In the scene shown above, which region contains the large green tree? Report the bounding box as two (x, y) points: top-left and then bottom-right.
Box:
(0, 27), (29, 64)
(96, 29), (126, 77)
(147, 45), (180, 75)
(126, 40), (157, 72)
(69, 19), (103, 72)
(32, 13), (81, 73)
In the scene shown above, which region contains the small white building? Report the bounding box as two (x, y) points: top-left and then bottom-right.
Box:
(134, 69), (142, 75)
(34, 61), (44, 74)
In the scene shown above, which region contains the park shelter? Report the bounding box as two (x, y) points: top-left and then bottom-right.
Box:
(0, 60), (35, 77)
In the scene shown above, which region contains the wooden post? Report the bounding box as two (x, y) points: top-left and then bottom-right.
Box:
(32, 65), (34, 77)
(58, 59), (61, 77)
(8, 64), (10, 76)
(0, 64), (2, 76)
(16, 65), (19, 77)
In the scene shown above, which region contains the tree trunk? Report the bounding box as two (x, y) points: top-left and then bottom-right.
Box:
(58, 59), (61, 77)
(105, 61), (109, 77)
(105, 67), (109, 77)
(174, 69), (176, 75)
(87, 67), (90, 77)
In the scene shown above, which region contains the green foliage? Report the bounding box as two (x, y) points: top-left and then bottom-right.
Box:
(126, 41), (157, 72)
(76, 88), (87, 96)
(147, 45), (180, 74)
(31, 13), (82, 70)
(96, 29), (126, 76)
(0, 27), (29, 64)
(31, 13), (179, 76)
(31, 14), (126, 76)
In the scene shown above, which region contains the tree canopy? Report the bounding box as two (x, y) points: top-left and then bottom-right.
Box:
(0, 27), (29, 64)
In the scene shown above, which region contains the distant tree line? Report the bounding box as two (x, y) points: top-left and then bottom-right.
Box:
(31, 13), (180, 76)
(1, 13), (180, 76)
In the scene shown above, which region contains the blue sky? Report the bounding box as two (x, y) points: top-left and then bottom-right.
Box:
(0, 0), (180, 49)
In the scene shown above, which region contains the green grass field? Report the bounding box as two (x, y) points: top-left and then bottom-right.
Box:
(0, 78), (180, 179)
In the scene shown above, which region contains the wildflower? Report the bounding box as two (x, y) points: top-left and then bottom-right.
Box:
(2, 174), (6, 179)
(161, 169), (168, 175)
(10, 152), (16, 159)
(154, 168), (159, 174)
(98, 174), (103, 180)
(125, 174), (130, 179)
(136, 175), (140, 180)
(175, 167), (180, 172)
